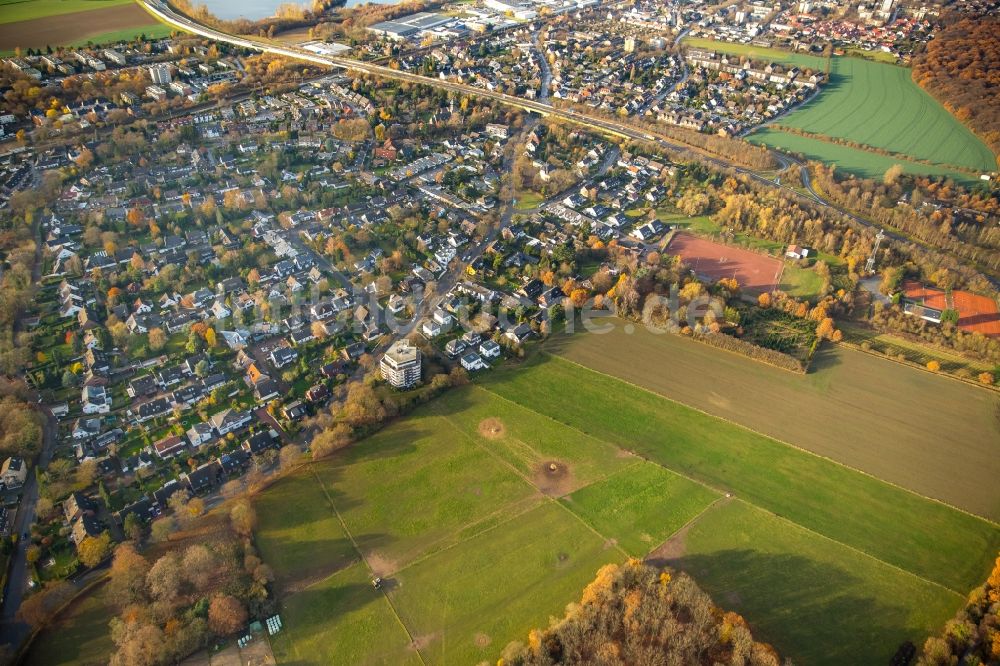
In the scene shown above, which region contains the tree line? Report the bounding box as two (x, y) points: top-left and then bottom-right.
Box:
(498, 559), (782, 666)
(912, 17), (1000, 158)
(915, 551), (1000, 665)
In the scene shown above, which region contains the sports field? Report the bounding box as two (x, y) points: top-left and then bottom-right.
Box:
(667, 231), (784, 293)
(256, 346), (999, 665)
(546, 319), (1000, 520)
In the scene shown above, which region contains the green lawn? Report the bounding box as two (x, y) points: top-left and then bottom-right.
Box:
(389, 502), (623, 665)
(562, 462), (720, 556)
(513, 191), (544, 210)
(23, 579), (116, 666)
(779, 263), (824, 299)
(674, 500), (963, 665)
(0, 0), (131, 23)
(255, 389), (718, 665)
(253, 469), (358, 587)
(682, 36), (827, 69)
(269, 562), (422, 666)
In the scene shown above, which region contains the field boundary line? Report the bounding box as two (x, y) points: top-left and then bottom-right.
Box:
(389, 494), (545, 578)
(731, 498), (966, 598)
(474, 374), (987, 591)
(432, 408), (632, 560)
(645, 495), (731, 560)
(536, 351), (1000, 528)
(389, 492), (545, 576)
(308, 468), (428, 666)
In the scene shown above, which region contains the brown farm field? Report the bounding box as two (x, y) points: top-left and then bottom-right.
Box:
(667, 231), (783, 293)
(0, 4), (154, 51)
(545, 318), (1000, 521)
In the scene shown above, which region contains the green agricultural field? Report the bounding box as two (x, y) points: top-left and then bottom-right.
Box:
(545, 320), (1000, 521)
(669, 500), (963, 665)
(66, 24), (173, 48)
(681, 37), (996, 174)
(765, 58), (995, 172)
(749, 128), (980, 185)
(682, 36), (827, 69)
(0, 0), (130, 24)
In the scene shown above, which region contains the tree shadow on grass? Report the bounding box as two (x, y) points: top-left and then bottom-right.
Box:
(274, 580), (392, 666)
(807, 343), (842, 373)
(651, 548), (927, 666)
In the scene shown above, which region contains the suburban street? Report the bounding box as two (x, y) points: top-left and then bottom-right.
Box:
(133, 0), (915, 257)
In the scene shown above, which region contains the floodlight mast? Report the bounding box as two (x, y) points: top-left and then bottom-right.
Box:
(866, 229), (886, 274)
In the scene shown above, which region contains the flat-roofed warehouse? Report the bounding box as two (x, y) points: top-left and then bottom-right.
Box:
(367, 12), (454, 40)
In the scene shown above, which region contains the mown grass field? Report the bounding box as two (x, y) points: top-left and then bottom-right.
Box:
(261, 399), (655, 665)
(545, 320), (1000, 521)
(23, 579), (116, 666)
(668, 500), (964, 664)
(255, 345), (999, 665)
(0, 0), (130, 24)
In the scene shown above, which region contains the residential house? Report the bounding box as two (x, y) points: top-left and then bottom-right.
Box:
(81, 385), (110, 414)
(209, 408), (253, 436)
(153, 434), (187, 459)
(0, 457), (27, 488)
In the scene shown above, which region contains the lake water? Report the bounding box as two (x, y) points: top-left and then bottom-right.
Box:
(197, 0), (396, 21)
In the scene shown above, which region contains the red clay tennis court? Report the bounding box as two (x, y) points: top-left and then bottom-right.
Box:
(902, 281), (1000, 337)
(902, 281), (948, 310)
(952, 291), (1000, 337)
(667, 232), (783, 293)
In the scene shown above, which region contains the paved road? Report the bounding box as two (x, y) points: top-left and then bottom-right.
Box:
(134, 0), (872, 233)
(0, 179), (61, 650)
